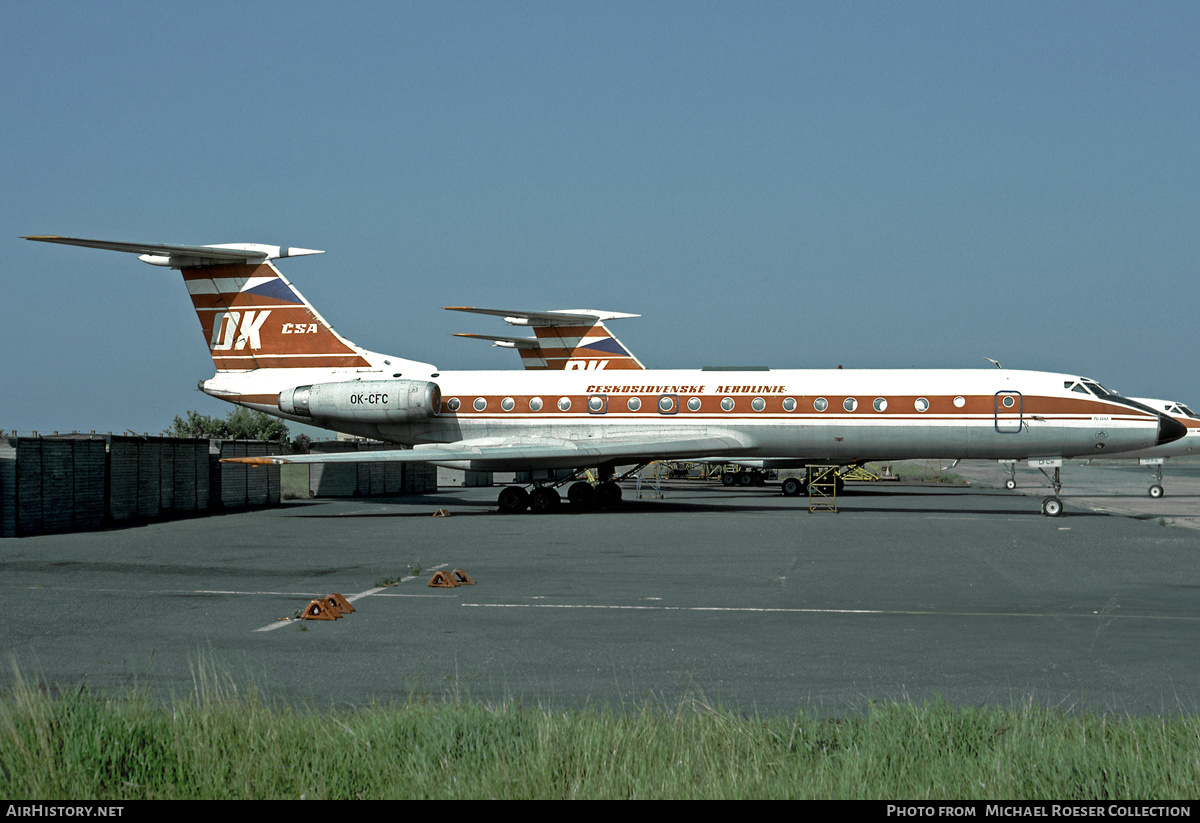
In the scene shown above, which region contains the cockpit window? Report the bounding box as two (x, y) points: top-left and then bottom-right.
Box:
(1174, 404), (1199, 419)
(1080, 379), (1114, 398)
(1066, 381), (1091, 395)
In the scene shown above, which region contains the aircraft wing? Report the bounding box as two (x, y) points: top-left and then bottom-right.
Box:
(224, 432), (751, 471)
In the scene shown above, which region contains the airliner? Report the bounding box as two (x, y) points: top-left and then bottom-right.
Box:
(24, 235), (1185, 517)
(997, 398), (1200, 499)
(454, 304), (1192, 505)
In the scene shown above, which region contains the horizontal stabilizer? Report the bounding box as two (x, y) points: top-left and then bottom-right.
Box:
(451, 332), (541, 349)
(23, 236), (322, 267)
(444, 306), (639, 326)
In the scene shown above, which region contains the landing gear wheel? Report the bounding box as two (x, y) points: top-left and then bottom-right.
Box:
(781, 477), (804, 497)
(1041, 496), (1063, 517)
(721, 473), (737, 487)
(529, 486), (561, 514)
(498, 486), (529, 514)
(1149, 484), (1165, 499)
(1005, 479), (1017, 490)
(595, 481), (622, 509)
(567, 481), (596, 510)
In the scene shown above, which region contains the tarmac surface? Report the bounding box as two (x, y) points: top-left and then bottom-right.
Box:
(3, 461), (1200, 716)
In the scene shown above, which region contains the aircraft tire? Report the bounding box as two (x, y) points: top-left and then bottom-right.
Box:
(596, 481), (622, 509)
(1149, 484), (1165, 499)
(498, 486), (530, 514)
(1041, 496), (1063, 517)
(1005, 479), (1017, 490)
(568, 481), (596, 509)
(781, 477), (804, 497)
(529, 487), (561, 514)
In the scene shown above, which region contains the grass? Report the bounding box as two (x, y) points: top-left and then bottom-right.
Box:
(2, 666), (1199, 799)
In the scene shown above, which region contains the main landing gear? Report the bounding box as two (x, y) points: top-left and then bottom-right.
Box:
(497, 466), (640, 514)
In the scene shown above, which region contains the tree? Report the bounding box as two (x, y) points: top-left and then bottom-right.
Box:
(171, 410), (227, 438)
(171, 408), (289, 443)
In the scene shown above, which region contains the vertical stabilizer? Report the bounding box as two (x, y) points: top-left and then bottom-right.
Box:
(183, 262), (372, 371)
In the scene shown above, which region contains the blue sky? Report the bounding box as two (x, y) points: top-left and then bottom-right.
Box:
(3, 1), (1198, 436)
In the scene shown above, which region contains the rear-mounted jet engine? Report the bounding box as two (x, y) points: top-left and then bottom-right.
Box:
(279, 380), (441, 423)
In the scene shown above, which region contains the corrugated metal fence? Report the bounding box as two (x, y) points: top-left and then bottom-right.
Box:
(0, 435), (284, 537)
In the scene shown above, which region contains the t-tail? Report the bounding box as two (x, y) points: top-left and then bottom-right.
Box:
(23, 236), (430, 375)
(446, 306), (645, 370)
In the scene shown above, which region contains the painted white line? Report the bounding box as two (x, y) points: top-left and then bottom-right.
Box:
(460, 602), (1200, 622)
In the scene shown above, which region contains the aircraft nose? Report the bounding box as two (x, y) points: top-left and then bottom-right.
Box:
(1157, 414), (1187, 446)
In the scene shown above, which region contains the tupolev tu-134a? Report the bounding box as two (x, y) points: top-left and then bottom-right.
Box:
(24, 235), (1186, 517)
(452, 303), (1200, 508)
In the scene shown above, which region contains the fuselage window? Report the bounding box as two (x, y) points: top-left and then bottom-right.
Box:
(782, 397), (796, 412)
(814, 397), (828, 412)
(843, 397), (857, 412)
(627, 397), (642, 411)
(953, 396), (966, 408)
(658, 395), (676, 413)
(529, 397), (543, 411)
(687, 397), (702, 412)
(446, 397), (461, 412)
(501, 397), (515, 412)
(1002, 395), (1016, 408)
(914, 397), (929, 412)
(473, 397), (487, 411)
(751, 397), (766, 412)
(557, 397), (571, 411)
(588, 395), (605, 413)
(721, 397), (735, 412)
(873, 398), (887, 412)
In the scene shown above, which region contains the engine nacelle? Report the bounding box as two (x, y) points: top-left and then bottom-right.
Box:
(279, 379), (441, 423)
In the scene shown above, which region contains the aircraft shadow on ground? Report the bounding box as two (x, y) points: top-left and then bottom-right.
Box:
(282, 486), (1075, 519)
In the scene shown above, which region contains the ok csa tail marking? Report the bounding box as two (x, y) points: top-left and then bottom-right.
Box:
(210, 310), (271, 351)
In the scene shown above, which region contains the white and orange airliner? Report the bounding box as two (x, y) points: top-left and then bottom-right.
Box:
(24, 236), (1186, 517)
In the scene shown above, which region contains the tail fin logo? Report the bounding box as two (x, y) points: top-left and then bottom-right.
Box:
(566, 359), (610, 370)
(210, 310), (271, 351)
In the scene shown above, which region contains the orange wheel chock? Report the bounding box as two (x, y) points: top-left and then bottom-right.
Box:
(428, 570), (459, 588)
(433, 509), (450, 517)
(325, 593), (355, 614)
(301, 599), (341, 620)
(452, 569), (475, 585)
